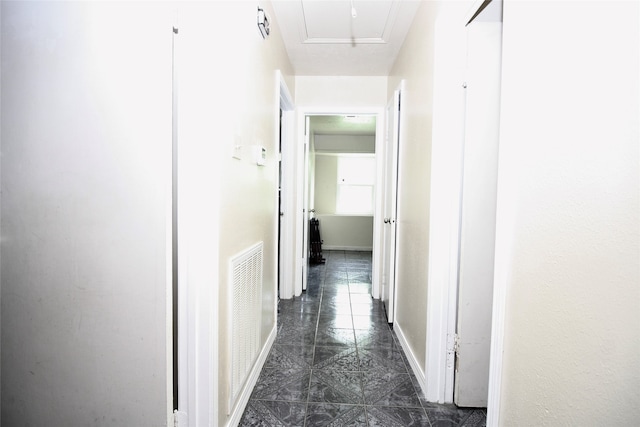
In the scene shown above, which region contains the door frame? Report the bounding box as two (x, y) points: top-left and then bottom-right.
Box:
(294, 107), (384, 298)
(301, 116), (311, 292)
(381, 84), (403, 323)
(424, 0), (504, 407)
(277, 71), (296, 300)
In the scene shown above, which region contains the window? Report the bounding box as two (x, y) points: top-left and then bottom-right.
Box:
(336, 155), (375, 214)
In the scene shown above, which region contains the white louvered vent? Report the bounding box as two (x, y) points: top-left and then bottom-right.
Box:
(228, 241), (263, 414)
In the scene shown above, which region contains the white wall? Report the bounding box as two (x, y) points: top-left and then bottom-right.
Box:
(295, 76), (387, 108)
(314, 154), (338, 213)
(178, 2), (295, 425)
(492, 1), (639, 425)
(314, 134), (375, 153)
(1, 2), (172, 425)
(316, 215), (374, 251)
(0, 2), (295, 426)
(313, 154), (374, 251)
(387, 0), (441, 374)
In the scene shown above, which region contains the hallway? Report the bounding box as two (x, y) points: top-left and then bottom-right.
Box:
(240, 251), (486, 426)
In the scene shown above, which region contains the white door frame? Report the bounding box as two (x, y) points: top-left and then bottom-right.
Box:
(424, 0), (505, 421)
(381, 85), (403, 323)
(424, 6), (467, 402)
(301, 116), (311, 292)
(294, 107), (384, 298)
(277, 71), (296, 300)
(175, 30), (220, 427)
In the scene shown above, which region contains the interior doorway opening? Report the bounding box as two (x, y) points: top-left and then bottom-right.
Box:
(424, 0), (503, 411)
(277, 72), (295, 301)
(298, 112), (384, 300)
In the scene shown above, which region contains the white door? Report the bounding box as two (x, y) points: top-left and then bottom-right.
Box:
(301, 116), (311, 291)
(454, 6), (503, 407)
(381, 89), (401, 323)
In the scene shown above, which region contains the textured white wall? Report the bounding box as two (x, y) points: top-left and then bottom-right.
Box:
(1, 2), (172, 425)
(295, 76), (387, 108)
(494, 1), (639, 425)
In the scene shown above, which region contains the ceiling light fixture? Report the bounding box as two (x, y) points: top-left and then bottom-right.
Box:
(344, 115), (373, 124)
(350, 0), (357, 18)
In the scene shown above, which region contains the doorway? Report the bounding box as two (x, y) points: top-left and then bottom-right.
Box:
(424, 0), (503, 409)
(381, 85), (402, 325)
(297, 112), (384, 299)
(453, 1), (503, 407)
(278, 73), (295, 300)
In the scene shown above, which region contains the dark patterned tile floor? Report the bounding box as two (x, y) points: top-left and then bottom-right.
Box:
(239, 250), (486, 427)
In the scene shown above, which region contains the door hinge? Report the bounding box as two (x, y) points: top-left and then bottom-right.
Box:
(446, 333), (458, 371)
(448, 333), (460, 354)
(173, 410), (188, 427)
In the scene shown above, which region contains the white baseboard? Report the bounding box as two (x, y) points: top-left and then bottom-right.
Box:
(322, 245), (373, 251)
(227, 325), (276, 426)
(394, 322), (428, 400)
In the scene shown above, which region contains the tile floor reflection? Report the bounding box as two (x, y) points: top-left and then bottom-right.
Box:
(239, 250), (486, 426)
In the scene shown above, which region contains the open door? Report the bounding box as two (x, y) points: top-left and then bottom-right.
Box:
(454, 0), (503, 408)
(381, 87), (402, 324)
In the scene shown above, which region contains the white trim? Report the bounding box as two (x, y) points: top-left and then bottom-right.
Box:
(487, 35), (512, 422)
(227, 326), (277, 427)
(176, 33), (220, 426)
(168, 11), (178, 425)
(424, 73), (466, 403)
(371, 111), (385, 299)
(302, 116), (311, 292)
(277, 71), (296, 300)
(294, 113), (306, 297)
(278, 70), (294, 111)
(394, 322), (427, 399)
(174, 410), (188, 427)
(388, 81), (404, 326)
(487, 266), (506, 426)
(487, 99), (511, 425)
(424, 0), (504, 405)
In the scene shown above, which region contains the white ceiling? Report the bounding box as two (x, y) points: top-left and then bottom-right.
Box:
(271, 0), (422, 76)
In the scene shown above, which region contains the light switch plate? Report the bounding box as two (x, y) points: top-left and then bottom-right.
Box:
(254, 145), (266, 166)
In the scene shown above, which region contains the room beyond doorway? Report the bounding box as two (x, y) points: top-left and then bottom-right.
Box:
(301, 113), (380, 301)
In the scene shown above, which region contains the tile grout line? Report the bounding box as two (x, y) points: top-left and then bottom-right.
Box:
(302, 255), (328, 427)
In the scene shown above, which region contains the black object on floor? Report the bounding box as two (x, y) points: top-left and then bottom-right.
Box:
(309, 218), (325, 264)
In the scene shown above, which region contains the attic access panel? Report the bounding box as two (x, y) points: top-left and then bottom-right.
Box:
(301, 0), (396, 43)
